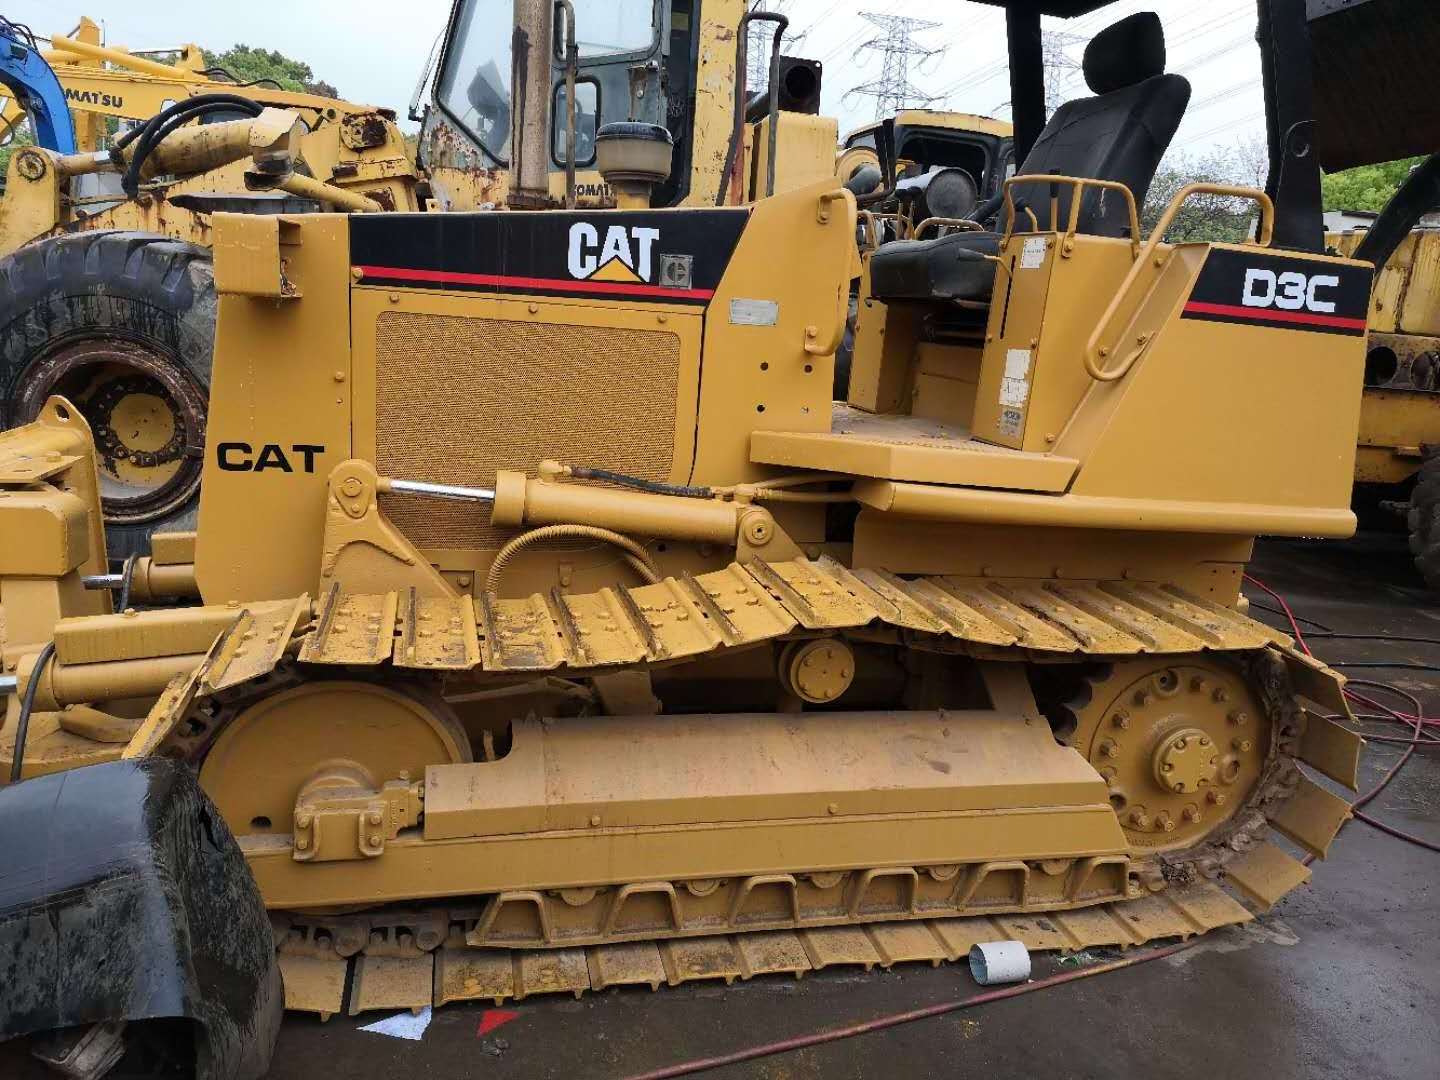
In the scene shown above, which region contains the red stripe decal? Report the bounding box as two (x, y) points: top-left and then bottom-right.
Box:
(1182, 300), (1366, 331)
(354, 265), (715, 301)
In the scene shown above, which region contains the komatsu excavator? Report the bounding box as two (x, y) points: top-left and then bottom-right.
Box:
(0, 1), (1369, 1075)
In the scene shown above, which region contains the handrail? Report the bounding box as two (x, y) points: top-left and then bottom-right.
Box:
(1083, 182), (1276, 383)
(1000, 174), (1141, 257)
(913, 216), (986, 240)
(857, 211), (909, 251)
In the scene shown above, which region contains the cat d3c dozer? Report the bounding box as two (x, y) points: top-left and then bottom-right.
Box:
(0, 0), (1367, 1043)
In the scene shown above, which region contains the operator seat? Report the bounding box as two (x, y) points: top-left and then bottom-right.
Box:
(869, 11), (1191, 305)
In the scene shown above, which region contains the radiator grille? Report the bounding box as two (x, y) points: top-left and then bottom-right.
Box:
(375, 312), (681, 550)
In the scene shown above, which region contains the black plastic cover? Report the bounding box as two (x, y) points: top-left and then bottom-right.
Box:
(0, 760), (281, 1080)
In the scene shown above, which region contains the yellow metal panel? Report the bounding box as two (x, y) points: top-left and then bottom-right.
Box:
(0, 491), (92, 575)
(553, 588), (650, 667)
(622, 577), (729, 660)
(659, 938), (742, 985)
(477, 592), (569, 671)
(1269, 774), (1353, 859)
(210, 214), (289, 299)
(743, 557), (881, 630)
(735, 932), (812, 979)
(682, 0), (746, 207)
(930, 580), (1081, 651)
(149, 531), (197, 566)
(208, 598), (309, 691)
(54, 606), (240, 665)
(692, 181), (858, 483)
(197, 215), (354, 604)
(424, 710), (1114, 839)
(854, 479), (1357, 539)
(587, 942), (668, 991)
(800, 926), (883, 970)
(1298, 711), (1364, 791)
(514, 948), (589, 1000)
(682, 564), (797, 647)
(750, 405), (1079, 492)
(299, 589), (397, 666)
(349, 955), (434, 1015)
(1064, 244), (1367, 518)
(434, 949), (515, 1006)
(277, 954), (348, 1020)
(1224, 841), (1312, 910)
(394, 591), (481, 671)
(749, 113), (841, 199)
(1040, 583), (1205, 653)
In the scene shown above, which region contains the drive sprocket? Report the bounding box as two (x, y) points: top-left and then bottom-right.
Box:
(1058, 657), (1278, 863)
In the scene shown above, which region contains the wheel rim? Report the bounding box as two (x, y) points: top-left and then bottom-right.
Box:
(17, 336), (207, 526)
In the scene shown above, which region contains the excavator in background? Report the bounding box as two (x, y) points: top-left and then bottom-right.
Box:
(0, 2), (1377, 1073)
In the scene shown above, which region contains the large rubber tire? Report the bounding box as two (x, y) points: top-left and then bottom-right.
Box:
(1408, 452), (1440, 590)
(0, 231), (215, 559)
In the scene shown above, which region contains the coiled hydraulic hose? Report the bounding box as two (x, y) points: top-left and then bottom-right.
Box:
(485, 525), (662, 595)
(9, 641), (56, 783)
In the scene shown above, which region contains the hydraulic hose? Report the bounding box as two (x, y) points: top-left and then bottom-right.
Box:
(485, 525), (662, 595)
(117, 93), (264, 196)
(9, 641), (56, 783)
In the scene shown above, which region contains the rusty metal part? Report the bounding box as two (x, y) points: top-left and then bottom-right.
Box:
(16, 338), (206, 527)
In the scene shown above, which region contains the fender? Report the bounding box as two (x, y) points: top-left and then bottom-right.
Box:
(0, 760), (281, 1080)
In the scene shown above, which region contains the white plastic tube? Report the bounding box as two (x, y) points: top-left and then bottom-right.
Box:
(968, 940), (1031, 985)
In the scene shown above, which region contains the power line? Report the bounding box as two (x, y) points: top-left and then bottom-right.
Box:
(846, 12), (944, 119)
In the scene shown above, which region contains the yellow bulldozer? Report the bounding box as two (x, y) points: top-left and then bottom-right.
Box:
(0, 0), (1372, 1073)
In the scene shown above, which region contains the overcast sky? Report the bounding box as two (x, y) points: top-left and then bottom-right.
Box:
(15, 0), (1265, 156)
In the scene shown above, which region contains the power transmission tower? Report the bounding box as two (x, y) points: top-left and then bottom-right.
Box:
(1041, 30), (1086, 114)
(847, 13), (944, 120)
(746, 1), (809, 91)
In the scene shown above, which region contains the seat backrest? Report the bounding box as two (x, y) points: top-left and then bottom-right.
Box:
(1011, 12), (1191, 238)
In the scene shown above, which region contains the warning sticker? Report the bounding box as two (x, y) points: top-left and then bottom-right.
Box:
(1020, 236), (1047, 269)
(999, 348), (1032, 408)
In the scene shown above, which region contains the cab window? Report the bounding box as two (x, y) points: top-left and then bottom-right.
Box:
(436, 0), (513, 164)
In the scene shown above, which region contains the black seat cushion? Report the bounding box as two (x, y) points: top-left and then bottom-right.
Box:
(869, 231), (1001, 303)
(869, 10), (1189, 304)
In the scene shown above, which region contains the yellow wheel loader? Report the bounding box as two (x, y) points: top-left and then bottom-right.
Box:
(0, 0), (1373, 1065)
(0, 19), (422, 557)
(1308, 0), (1440, 588)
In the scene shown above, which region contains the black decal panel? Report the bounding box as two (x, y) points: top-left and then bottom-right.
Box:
(1181, 248), (1371, 336)
(350, 210), (751, 305)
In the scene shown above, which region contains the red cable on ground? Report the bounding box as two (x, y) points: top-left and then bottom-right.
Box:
(626, 576), (1437, 1080)
(1244, 575), (1438, 855)
(621, 941), (1196, 1080)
